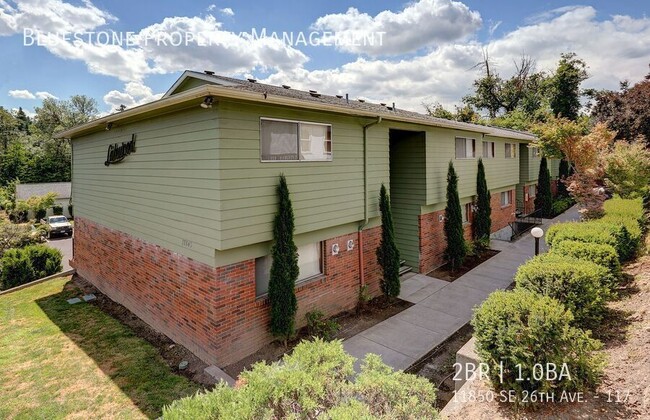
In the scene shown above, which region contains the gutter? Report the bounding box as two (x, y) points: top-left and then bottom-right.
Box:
(358, 116), (382, 287)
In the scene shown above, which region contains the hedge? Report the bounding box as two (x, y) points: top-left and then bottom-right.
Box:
(0, 245), (62, 290)
(546, 221), (635, 262)
(550, 240), (621, 282)
(514, 254), (613, 329)
(472, 289), (604, 408)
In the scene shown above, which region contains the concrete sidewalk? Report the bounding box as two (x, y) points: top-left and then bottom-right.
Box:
(343, 207), (581, 370)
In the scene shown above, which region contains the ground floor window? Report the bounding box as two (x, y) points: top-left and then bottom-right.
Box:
(461, 202), (472, 224)
(528, 184), (536, 198)
(500, 190), (512, 206)
(255, 242), (323, 297)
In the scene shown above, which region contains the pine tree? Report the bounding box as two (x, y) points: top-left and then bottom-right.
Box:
(472, 158), (491, 246)
(535, 157), (553, 218)
(268, 174), (299, 344)
(376, 184), (401, 297)
(444, 161), (466, 271)
(558, 158), (570, 197)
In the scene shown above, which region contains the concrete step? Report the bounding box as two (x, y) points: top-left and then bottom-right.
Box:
(399, 265), (412, 276)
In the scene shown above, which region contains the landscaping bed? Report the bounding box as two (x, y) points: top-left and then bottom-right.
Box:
(223, 295), (412, 378)
(427, 249), (500, 281)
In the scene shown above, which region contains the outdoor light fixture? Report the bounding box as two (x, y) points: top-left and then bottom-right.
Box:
(200, 96), (214, 109)
(105, 122), (113, 131)
(531, 227), (544, 255)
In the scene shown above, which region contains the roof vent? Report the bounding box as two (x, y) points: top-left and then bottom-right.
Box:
(380, 102), (386, 106)
(282, 84), (291, 89)
(336, 94), (343, 99)
(310, 92), (321, 98)
(357, 98), (365, 103)
(387, 106), (393, 111)
(204, 70), (215, 75)
(309, 90), (317, 94)
(247, 78), (257, 83)
(392, 102), (396, 111)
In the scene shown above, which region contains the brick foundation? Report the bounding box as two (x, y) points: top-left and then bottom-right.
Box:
(490, 189), (516, 233)
(72, 217), (382, 367)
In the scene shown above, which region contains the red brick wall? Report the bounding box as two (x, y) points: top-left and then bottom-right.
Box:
(72, 217), (382, 367)
(490, 189), (516, 233)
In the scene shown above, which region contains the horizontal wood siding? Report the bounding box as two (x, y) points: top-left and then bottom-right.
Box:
(72, 107), (220, 265)
(217, 100), (389, 249)
(389, 131), (426, 270)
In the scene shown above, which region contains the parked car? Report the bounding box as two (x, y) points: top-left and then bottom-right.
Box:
(41, 215), (73, 239)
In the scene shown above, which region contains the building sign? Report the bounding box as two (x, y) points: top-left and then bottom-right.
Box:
(105, 134), (136, 166)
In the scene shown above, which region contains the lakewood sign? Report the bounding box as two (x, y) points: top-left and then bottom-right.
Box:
(105, 134), (136, 166)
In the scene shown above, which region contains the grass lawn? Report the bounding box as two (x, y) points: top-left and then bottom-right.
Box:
(0, 276), (202, 419)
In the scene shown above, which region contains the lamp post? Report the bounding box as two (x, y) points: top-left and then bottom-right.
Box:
(531, 227), (544, 256)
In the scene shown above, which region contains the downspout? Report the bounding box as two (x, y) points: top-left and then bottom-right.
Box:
(358, 116), (382, 287)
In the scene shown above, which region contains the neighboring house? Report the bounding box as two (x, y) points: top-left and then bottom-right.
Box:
(56, 71), (537, 367)
(15, 182), (72, 218)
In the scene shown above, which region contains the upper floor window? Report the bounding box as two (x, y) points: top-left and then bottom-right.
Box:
(482, 141), (495, 158)
(455, 137), (476, 159)
(531, 146), (540, 158)
(260, 118), (332, 162)
(505, 143), (517, 158)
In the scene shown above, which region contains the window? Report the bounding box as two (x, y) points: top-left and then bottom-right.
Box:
(505, 143), (517, 158)
(531, 146), (540, 158)
(500, 191), (512, 207)
(261, 118), (332, 161)
(455, 137), (476, 159)
(528, 184), (536, 198)
(462, 202), (472, 224)
(255, 242), (323, 297)
(482, 141), (495, 158)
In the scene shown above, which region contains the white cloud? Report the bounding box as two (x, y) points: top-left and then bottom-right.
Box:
(312, 0), (482, 56)
(264, 6), (650, 113)
(206, 4), (217, 12)
(220, 7), (234, 17)
(8, 89), (36, 99)
(35, 91), (58, 99)
(103, 81), (162, 110)
(488, 20), (502, 37)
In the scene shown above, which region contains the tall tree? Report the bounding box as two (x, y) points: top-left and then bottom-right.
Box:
(376, 183), (401, 298)
(473, 158), (491, 245)
(535, 157), (553, 218)
(444, 161), (466, 270)
(268, 174), (299, 344)
(549, 53), (588, 120)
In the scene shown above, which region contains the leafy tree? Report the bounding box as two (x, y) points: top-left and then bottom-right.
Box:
(14, 107), (30, 133)
(535, 157), (553, 217)
(549, 53), (588, 120)
(376, 183), (400, 298)
(268, 174), (298, 344)
(472, 158), (491, 245)
(444, 161), (466, 270)
(424, 102), (481, 123)
(558, 158), (570, 197)
(0, 106), (18, 151)
(590, 69), (650, 146)
(604, 141), (650, 198)
(0, 142), (33, 186)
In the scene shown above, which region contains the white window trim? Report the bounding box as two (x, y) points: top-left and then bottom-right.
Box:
(482, 141), (495, 159)
(455, 137), (476, 159)
(500, 191), (512, 207)
(505, 143), (517, 159)
(260, 117), (332, 163)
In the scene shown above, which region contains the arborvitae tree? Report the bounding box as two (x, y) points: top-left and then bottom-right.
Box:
(268, 174), (299, 344)
(444, 161), (466, 270)
(472, 158), (491, 245)
(535, 157), (553, 218)
(376, 184), (401, 298)
(557, 158), (570, 197)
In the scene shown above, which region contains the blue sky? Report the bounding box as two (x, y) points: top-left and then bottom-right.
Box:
(1, 0), (648, 116)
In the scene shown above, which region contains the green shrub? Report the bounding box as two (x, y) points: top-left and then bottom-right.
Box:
(305, 310), (340, 341)
(514, 254), (613, 328)
(550, 240), (621, 281)
(0, 248), (35, 290)
(601, 197), (643, 248)
(552, 197), (574, 216)
(52, 205), (63, 216)
(25, 245), (62, 279)
(472, 290), (604, 408)
(162, 339), (438, 419)
(0, 222), (42, 257)
(546, 221), (635, 262)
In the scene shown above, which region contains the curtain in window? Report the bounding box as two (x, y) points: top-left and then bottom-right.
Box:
(261, 120), (298, 160)
(300, 124), (328, 160)
(298, 243), (321, 280)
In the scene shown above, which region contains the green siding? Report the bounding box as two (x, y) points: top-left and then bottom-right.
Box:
(389, 131), (426, 270)
(550, 158), (561, 179)
(72, 107), (220, 265)
(216, 100), (389, 250)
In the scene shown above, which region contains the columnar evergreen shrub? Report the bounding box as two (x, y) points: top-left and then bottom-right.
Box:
(472, 289), (604, 408)
(444, 161), (466, 270)
(534, 157), (553, 217)
(268, 174), (299, 343)
(558, 158), (570, 197)
(514, 254), (613, 328)
(376, 184), (400, 297)
(472, 158), (491, 245)
(550, 240), (621, 281)
(162, 339), (439, 419)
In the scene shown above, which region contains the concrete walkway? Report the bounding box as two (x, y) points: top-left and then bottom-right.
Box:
(343, 207), (581, 370)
